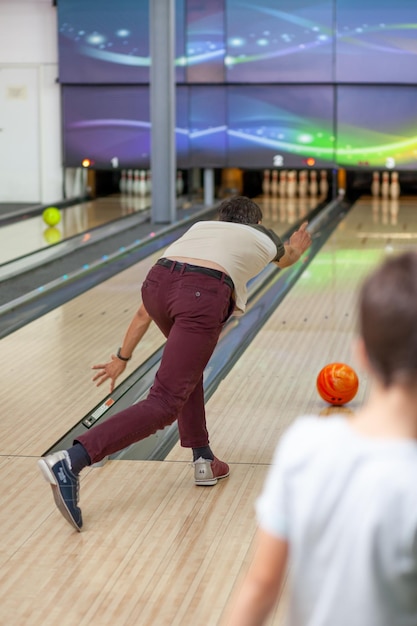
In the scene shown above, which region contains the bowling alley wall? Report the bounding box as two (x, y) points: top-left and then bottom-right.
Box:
(59, 0), (417, 173)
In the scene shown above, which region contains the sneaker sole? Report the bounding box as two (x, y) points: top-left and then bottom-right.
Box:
(195, 470), (230, 487)
(38, 459), (82, 532)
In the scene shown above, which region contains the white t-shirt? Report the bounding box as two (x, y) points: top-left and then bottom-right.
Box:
(256, 416), (417, 626)
(162, 221), (284, 314)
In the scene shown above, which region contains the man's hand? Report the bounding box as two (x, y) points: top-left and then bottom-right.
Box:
(92, 354), (127, 393)
(91, 303), (153, 393)
(288, 221), (312, 255)
(275, 221), (312, 269)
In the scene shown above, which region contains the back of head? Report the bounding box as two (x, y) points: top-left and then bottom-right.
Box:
(359, 251), (417, 387)
(217, 196), (263, 224)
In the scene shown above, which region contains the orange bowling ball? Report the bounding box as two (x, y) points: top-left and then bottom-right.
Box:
(316, 362), (359, 406)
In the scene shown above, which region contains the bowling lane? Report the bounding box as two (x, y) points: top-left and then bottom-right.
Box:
(2, 194), (413, 626)
(0, 194), (149, 266)
(164, 194), (417, 624)
(167, 194), (417, 468)
(0, 188), (324, 269)
(1, 249), (163, 457)
(1, 196), (323, 458)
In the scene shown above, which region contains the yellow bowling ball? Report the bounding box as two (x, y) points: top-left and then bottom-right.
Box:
(42, 206), (61, 227)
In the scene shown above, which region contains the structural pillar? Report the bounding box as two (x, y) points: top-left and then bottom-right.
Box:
(150, 0), (176, 223)
(203, 168), (215, 206)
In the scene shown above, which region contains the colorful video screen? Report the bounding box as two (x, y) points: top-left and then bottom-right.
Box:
(58, 0), (185, 84)
(225, 0), (334, 82)
(336, 86), (417, 169)
(62, 86), (189, 169)
(227, 86), (335, 168)
(335, 0), (417, 83)
(186, 0), (225, 83)
(189, 87), (227, 167)
(176, 87), (190, 168)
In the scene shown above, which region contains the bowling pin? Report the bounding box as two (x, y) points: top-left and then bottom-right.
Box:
(262, 169), (271, 196)
(126, 169), (134, 194)
(390, 171), (400, 199)
(286, 170), (297, 198)
(298, 170), (308, 198)
(139, 170), (148, 197)
(309, 170), (318, 196)
(119, 169), (127, 195)
(270, 170), (279, 196)
(371, 171), (380, 196)
(278, 170), (287, 197)
(381, 171), (390, 198)
(132, 170), (140, 195)
(319, 170), (328, 197)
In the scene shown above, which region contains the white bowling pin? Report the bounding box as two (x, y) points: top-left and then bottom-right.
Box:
(132, 170), (140, 195)
(371, 171), (380, 196)
(119, 169), (127, 195)
(319, 170), (328, 197)
(381, 171), (390, 198)
(139, 169), (148, 197)
(126, 169), (134, 194)
(262, 169), (271, 196)
(309, 170), (318, 196)
(270, 170), (279, 196)
(298, 170), (308, 198)
(390, 171), (400, 199)
(278, 170), (287, 196)
(286, 170), (297, 198)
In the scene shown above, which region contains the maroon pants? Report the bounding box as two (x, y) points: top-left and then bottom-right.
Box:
(76, 263), (234, 464)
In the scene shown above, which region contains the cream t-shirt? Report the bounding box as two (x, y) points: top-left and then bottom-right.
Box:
(162, 221), (285, 314)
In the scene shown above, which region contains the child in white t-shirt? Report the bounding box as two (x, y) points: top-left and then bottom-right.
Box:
(224, 251), (417, 626)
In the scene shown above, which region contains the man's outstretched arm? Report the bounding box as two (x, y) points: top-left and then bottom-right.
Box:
(91, 303), (153, 392)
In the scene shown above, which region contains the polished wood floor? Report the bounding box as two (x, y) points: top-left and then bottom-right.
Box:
(1, 194), (416, 625)
(0, 194), (150, 265)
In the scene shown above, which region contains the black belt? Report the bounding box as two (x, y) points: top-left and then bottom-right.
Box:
(156, 258), (234, 291)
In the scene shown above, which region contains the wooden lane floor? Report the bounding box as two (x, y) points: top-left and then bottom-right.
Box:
(1, 195), (416, 625)
(0, 250), (164, 457)
(0, 195), (150, 266)
(0, 195), (312, 459)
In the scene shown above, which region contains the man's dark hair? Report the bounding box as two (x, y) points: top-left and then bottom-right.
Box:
(359, 251), (417, 387)
(217, 196), (263, 225)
